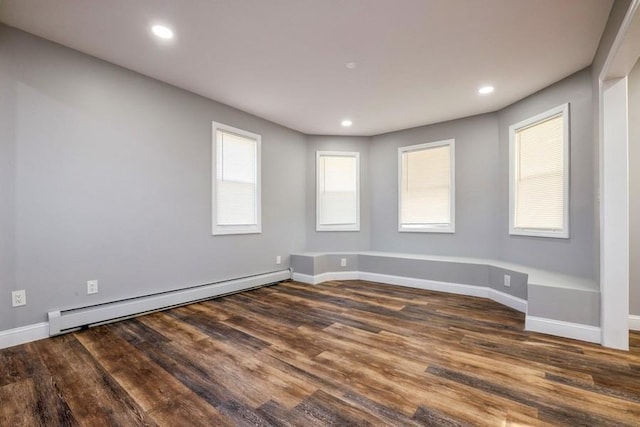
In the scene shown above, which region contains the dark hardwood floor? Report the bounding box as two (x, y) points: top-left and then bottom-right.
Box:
(2, 280), (640, 426)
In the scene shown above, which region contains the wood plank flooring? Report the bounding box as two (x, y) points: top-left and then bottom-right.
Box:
(2, 280), (640, 426)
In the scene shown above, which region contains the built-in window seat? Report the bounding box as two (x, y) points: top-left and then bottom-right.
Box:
(290, 251), (601, 344)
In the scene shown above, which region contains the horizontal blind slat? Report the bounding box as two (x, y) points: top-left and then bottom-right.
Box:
(514, 115), (565, 230)
(318, 155), (357, 225)
(401, 145), (451, 225)
(216, 130), (257, 226)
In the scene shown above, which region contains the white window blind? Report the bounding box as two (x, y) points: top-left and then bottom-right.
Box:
(398, 140), (455, 232)
(509, 104), (569, 238)
(212, 122), (261, 235)
(316, 151), (360, 231)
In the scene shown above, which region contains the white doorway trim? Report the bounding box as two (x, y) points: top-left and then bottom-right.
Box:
(600, 77), (629, 350)
(599, 0), (640, 350)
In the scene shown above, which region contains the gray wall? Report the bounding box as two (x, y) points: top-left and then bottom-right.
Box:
(487, 266), (528, 300)
(305, 136), (371, 251)
(0, 25), (307, 331)
(315, 254), (360, 275)
(367, 70), (595, 280)
(630, 59), (640, 315)
(0, 31), (17, 330)
(497, 69), (596, 280)
(369, 114), (500, 259)
(527, 285), (600, 326)
(360, 255), (489, 287)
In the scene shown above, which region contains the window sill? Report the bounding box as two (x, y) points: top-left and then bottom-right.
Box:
(212, 225), (262, 236)
(398, 226), (455, 234)
(509, 229), (568, 239)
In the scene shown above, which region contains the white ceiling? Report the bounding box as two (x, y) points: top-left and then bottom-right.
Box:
(0, 0), (613, 136)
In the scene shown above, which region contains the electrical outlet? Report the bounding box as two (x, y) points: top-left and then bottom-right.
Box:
(340, 258), (347, 267)
(276, 255), (282, 265)
(504, 275), (511, 287)
(87, 280), (99, 295)
(12, 290), (26, 307)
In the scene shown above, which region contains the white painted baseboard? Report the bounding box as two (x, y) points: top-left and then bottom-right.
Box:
(293, 270), (528, 314)
(292, 271), (359, 285)
(359, 271), (487, 297)
(292, 272), (316, 284)
(0, 322), (49, 350)
(630, 315), (640, 331)
(525, 316), (601, 344)
(487, 288), (528, 313)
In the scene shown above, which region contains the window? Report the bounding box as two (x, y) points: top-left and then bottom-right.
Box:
(316, 151), (360, 231)
(212, 122), (261, 235)
(398, 139), (455, 232)
(509, 103), (569, 238)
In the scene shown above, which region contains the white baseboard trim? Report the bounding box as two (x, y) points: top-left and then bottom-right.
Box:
(488, 288), (528, 313)
(525, 316), (601, 344)
(0, 322), (49, 350)
(360, 272), (528, 313)
(292, 270), (527, 314)
(359, 271), (488, 297)
(316, 271), (360, 283)
(292, 272), (316, 284)
(292, 271), (360, 285)
(630, 315), (640, 331)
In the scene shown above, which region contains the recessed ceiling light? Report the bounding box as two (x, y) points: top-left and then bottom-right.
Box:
(478, 86), (494, 95)
(341, 119), (353, 127)
(152, 25), (174, 40)
(345, 62), (357, 70)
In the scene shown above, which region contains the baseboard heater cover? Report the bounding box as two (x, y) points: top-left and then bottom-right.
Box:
(48, 269), (291, 336)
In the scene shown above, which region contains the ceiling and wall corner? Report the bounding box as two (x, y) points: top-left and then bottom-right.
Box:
(0, 0), (613, 136)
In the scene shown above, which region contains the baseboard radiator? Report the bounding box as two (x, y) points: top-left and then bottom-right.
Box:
(47, 269), (291, 336)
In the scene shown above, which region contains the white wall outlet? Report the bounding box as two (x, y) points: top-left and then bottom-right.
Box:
(504, 275), (511, 287)
(276, 255), (282, 265)
(340, 258), (347, 267)
(87, 280), (99, 295)
(12, 290), (26, 307)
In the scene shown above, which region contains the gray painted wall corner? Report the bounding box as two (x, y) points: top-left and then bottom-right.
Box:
(305, 136), (372, 252)
(290, 254), (314, 276)
(316, 254), (359, 275)
(488, 267), (528, 300)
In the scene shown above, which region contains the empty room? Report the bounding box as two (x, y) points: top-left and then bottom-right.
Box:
(1, 0), (640, 425)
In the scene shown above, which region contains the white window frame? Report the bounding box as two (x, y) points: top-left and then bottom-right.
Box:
(398, 139), (455, 233)
(316, 151), (360, 232)
(211, 121), (261, 235)
(509, 103), (570, 239)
